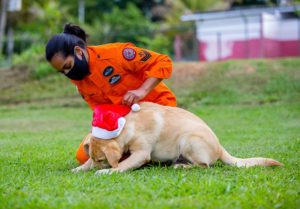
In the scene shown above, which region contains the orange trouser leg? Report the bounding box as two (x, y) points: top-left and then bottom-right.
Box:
(76, 133), (90, 164)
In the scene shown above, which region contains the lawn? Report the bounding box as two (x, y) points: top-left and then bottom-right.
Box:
(0, 58), (299, 209)
(0, 102), (299, 209)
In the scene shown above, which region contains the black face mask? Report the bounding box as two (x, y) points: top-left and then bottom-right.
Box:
(65, 53), (89, 80)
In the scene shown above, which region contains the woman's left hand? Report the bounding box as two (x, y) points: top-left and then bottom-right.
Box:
(122, 88), (147, 106)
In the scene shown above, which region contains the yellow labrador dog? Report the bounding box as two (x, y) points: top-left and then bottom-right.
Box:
(72, 102), (282, 174)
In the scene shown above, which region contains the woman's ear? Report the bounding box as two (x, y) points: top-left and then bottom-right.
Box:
(102, 141), (122, 168)
(74, 46), (83, 57)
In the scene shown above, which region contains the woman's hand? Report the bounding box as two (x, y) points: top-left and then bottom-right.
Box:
(122, 88), (147, 106)
(122, 77), (162, 106)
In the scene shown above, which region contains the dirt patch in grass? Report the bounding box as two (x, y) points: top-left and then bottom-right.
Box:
(0, 66), (30, 89)
(171, 62), (207, 88)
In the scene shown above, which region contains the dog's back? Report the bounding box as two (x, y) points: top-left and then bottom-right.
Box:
(121, 102), (282, 167)
(121, 102), (221, 163)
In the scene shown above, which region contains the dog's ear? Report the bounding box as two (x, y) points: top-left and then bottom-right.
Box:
(102, 141), (122, 168)
(83, 133), (92, 156)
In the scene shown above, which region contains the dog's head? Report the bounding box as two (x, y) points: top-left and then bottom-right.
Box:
(88, 136), (122, 168)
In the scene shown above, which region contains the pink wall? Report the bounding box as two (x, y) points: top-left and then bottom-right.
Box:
(199, 39), (300, 61)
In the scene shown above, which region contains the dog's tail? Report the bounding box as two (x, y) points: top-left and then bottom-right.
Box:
(219, 146), (283, 167)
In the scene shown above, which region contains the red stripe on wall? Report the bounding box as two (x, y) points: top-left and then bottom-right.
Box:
(199, 39), (300, 61)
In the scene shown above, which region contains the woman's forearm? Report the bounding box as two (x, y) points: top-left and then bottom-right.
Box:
(139, 77), (163, 94)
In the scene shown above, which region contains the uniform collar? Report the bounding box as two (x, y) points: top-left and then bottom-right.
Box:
(87, 45), (114, 60)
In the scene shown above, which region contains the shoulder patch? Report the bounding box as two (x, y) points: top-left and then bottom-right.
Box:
(122, 48), (136, 61)
(138, 50), (152, 62)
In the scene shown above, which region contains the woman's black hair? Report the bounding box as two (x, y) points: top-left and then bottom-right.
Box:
(45, 23), (88, 61)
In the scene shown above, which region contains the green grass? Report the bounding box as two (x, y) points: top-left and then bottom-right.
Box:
(0, 103), (299, 209)
(2, 58), (300, 107)
(174, 59), (300, 107)
(0, 58), (299, 208)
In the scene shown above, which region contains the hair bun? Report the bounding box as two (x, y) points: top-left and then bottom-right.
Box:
(63, 23), (87, 42)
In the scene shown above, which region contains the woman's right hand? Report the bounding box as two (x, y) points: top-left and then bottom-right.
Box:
(122, 88), (147, 106)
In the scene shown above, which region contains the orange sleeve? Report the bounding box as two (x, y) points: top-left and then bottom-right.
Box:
(119, 43), (173, 79)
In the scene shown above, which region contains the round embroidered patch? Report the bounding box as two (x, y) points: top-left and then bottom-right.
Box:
(122, 48), (136, 61)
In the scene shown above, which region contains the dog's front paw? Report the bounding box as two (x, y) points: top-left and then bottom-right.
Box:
(71, 166), (84, 173)
(95, 169), (114, 175)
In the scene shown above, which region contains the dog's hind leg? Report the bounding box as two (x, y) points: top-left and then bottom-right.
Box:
(172, 155), (192, 169)
(180, 136), (219, 168)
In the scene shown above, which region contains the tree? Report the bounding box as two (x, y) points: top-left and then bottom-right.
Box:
(88, 3), (156, 44)
(0, 0), (8, 55)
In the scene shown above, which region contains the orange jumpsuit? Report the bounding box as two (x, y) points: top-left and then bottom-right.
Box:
(73, 42), (177, 164)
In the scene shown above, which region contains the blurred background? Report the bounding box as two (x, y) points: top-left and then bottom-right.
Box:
(1, 0), (300, 66)
(0, 0), (299, 107)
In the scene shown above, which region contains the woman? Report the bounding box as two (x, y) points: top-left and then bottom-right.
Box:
(45, 23), (177, 164)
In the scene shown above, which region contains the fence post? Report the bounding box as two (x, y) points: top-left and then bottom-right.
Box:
(243, 14), (249, 59)
(217, 32), (222, 61)
(298, 14), (300, 56)
(259, 13), (264, 58)
(193, 21), (200, 61)
(174, 35), (182, 61)
(197, 21), (201, 61)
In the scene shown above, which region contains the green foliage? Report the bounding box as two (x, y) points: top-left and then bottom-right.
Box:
(91, 3), (156, 44)
(232, 0), (277, 6)
(10, 1), (75, 67)
(137, 34), (171, 54)
(86, 3), (173, 54)
(0, 54), (9, 67)
(180, 0), (220, 11)
(33, 61), (55, 79)
(12, 44), (54, 79)
(59, 0), (150, 24)
(16, 1), (74, 41)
